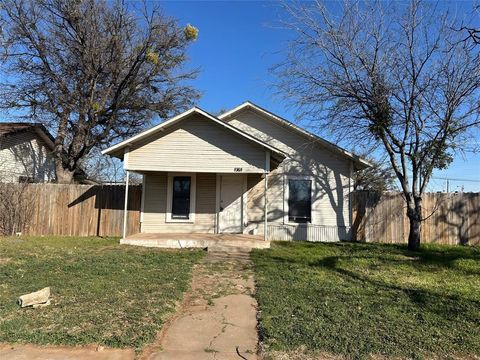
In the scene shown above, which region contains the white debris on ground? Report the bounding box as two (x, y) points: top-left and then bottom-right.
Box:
(18, 287), (51, 308)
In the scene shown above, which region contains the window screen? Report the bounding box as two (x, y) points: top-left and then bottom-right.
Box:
(288, 179), (312, 223)
(171, 176), (191, 219)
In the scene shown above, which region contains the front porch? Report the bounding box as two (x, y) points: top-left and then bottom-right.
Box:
(110, 109), (287, 248)
(120, 170), (272, 245)
(121, 232), (269, 250)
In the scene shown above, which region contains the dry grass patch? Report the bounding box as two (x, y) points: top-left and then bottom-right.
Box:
(0, 236), (203, 351)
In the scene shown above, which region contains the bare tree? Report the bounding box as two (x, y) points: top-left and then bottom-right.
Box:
(274, 0), (480, 250)
(0, 183), (36, 236)
(458, 4), (480, 45)
(79, 147), (124, 183)
(80, 147), (142, 184)
(354, 154), (396, 193)
(0, 0), (200, 183)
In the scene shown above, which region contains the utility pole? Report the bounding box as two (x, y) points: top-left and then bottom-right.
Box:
(446, 179), (449, 193)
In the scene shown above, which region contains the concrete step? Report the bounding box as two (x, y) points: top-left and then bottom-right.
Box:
(121, 237), (270, 250)
(207, 245), (254, 253)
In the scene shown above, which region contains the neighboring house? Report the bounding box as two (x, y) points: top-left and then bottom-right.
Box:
(0, 123), (56, 183)
(102, 101), (370, 242)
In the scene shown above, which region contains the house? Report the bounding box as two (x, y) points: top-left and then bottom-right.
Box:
(0, 122), (92, 184)
(102, 101), (370, 244)
(0, 123), (56, 183)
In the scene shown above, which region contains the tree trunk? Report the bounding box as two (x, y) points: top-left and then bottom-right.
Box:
(406, 196), (422, 251)
(407, 214), (421, 250)
(55, 160), (75, 184)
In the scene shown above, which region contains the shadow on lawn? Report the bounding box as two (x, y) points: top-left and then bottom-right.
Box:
(264, 242), (480, 321)
(314, 255), (480, 319)
(271, 241), (480, 273)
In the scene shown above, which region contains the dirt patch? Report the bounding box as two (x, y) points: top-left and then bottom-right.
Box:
(262, 349), (344, 360)
(0, 257), (11, 264)
(0, 343), (134, 360)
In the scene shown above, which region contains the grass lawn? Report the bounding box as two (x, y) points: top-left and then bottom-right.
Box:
(0, 236), (203, 350)
(252, 241), (480, 359)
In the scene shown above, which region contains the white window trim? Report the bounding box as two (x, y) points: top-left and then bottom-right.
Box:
(283, 175), (315, 226)
(166, 172), (196, 223)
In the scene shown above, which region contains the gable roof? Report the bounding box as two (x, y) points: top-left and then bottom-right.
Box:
(0, 122), (55, 149)
(219, 101), (371, 169)
(102, 107), (287, 158)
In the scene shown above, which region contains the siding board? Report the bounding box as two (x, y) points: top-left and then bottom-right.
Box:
(128, 114), (266, 173)
(142, 172), (217, 233)
(228, 109), (352, 241)
(0, 131), (55, 182)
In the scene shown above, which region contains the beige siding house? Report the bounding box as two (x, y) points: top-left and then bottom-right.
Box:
(103, 102), (369, 244)
(0, 123), (56, 183)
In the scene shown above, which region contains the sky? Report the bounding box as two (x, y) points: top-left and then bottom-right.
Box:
(159, 0), (480, 192)
(161, 1), (289, 115)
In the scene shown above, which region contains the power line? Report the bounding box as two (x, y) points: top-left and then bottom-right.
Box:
(431, 176), (480, 183)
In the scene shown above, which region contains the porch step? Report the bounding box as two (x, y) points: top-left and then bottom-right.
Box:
(207, 239), (270, 251)
(207, 244), (254, 253)
(120, 233), (270, 250)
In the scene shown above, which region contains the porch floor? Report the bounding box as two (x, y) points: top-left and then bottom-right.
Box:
(121, 233), (269, 250)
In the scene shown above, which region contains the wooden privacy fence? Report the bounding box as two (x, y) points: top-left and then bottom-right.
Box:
(1, 183), (141, 237)
(353, 191), (480, 245)
(1, 184), (479, 245)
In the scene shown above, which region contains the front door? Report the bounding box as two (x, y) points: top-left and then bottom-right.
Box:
(218, 174), (244, 233)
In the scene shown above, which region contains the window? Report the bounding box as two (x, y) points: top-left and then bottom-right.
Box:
(288, 179), (312, 223)
(171, 176), (191, 219)
(166, 173), (196, 223)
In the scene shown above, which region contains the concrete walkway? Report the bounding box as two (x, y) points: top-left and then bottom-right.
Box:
(142, 249), (259, 360)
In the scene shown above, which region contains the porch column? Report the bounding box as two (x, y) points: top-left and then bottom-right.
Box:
(264, 150), (270, 241)
(264, 173), (268, 241)
(123, 170), (130, 239)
